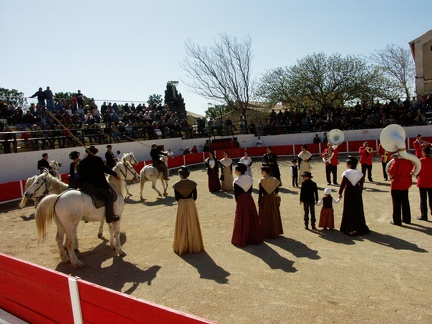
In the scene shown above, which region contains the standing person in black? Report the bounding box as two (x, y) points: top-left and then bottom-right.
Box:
(68, 151), (81, 189)
(37, 153), (52, 174)
(299, 171), (319, 229)
(30, 87), (45, 107)
(105, 144), (117, 169)
(79, 145), (120, 223)
(150, 143), (169, 180)
(262, 146), (281, 185)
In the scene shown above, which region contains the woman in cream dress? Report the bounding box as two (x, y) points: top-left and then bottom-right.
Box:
(220, 151), (234, 191)
(298, 144), (312, 186)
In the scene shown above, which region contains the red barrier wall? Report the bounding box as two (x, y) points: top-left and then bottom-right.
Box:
(0, 253), (215, 324)
(0, 139), (421, 204)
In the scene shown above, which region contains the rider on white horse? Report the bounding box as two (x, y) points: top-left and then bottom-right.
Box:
(79, 145), (121, 223)
(37, 153), (53, 174)
(150, 143), (169, 180)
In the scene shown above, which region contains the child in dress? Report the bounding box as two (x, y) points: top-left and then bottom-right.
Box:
(291, 159), (299, 188)
(316, 188), (340, 230)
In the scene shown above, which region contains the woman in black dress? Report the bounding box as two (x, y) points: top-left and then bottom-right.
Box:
(338, 157), (370, 236)
(262, 146), (281, 185)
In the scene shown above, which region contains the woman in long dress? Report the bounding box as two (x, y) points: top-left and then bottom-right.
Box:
(231, 163), (263, 247)
(220, 151), (234, 191)
(205, 151), (221, 192)
(173, 166), (204, 255)
(262, 146), (281, 185)
(239, 150), (253, 178)
(338, 157), (370, 236)
(298, 144), (312, 186)
(258, 164), (283, 239)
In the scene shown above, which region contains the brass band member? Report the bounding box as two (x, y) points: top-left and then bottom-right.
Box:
(321, 143), (339, 185)
(359, 141), (374, 182)
(413, 134), (426, 158)
(378, 143), (392, 181)
(417, 147), (432, 221)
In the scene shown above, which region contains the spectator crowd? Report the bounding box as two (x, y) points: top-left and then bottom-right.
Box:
(1, 87), (432, 153)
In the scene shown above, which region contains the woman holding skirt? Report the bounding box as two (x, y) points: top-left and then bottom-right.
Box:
(231, 163), (263, 247)
(258, 164), (283, 239)
(220, 151), (234, 191)
(173, 166), (204, 255)
(205, 151), (221, 192)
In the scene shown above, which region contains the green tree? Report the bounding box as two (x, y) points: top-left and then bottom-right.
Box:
(0, 87), (27, 107)
(147, 94), (163, 106)
(164, 83), (186, 118)
(54, 91), (94, 107)
(181, 33), (253, 132)
(256, 52), (397, 109)
(205, 104), (230, 120)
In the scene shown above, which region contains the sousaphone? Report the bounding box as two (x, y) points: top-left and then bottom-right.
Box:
(323, 129), (345, 162)
(379, 124), (421, 176)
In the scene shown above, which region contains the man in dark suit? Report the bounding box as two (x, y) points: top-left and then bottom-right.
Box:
(150, 143), (169, 180)
(105, 144), (117, 169)
(79, 146), (120, 223)
(37, 153), (52, 173)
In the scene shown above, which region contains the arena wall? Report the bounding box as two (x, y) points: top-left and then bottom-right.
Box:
(1, 125), (431, 204)
(0, 253), (216, 323)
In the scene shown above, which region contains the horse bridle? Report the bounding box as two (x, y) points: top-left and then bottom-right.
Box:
(31, 176), (53, 199)
(117, 162), (139, 183)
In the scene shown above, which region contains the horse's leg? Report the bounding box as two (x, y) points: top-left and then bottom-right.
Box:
(162, 179), (168, 197)
(111, 222), (126, 257)
(64, 224), (84, 268)
(55, 223), (70, 263)
(139, 177), (145, 200)
(152, 179), (162, 197)
(98, 221), (104, 238)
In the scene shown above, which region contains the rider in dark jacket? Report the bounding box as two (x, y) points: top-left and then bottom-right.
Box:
(79, 145), (120, 223)
(150, 143), (169, 180)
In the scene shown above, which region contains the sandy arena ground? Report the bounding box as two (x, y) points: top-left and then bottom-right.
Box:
(1, 159), (432, 323)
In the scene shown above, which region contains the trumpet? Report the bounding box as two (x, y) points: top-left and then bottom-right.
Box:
(422, 140), (431, 147)
(367, 147), (373, 154)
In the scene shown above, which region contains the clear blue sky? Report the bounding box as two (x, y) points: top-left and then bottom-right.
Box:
(1, 0), (431, 116)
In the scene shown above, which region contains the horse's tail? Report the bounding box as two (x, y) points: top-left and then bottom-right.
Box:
(19, 177), (34, 209)
(35, 194), (59, 243)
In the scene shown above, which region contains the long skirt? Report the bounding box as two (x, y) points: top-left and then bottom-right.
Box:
(208, 167), (221, 192)
(259, 192), (283, 239)
(298, 161), (311, 186)
(318, 207), (335, 229)
(232, 193), (263, 247)
(173, 199), (204, 255)
(221, 166), (234, 191)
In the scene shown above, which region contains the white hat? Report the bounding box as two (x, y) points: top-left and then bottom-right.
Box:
(324, 188), (332, 195)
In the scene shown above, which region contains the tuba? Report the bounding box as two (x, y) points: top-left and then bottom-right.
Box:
(323, 129), (345, 163)
(380, 124), (421, 176)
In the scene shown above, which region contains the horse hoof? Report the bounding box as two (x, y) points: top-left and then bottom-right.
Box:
(163, 193), (168, 197)
(98, 233), (103, 238)
(119, 251), (127, 257)
(76, 262), (86, 269)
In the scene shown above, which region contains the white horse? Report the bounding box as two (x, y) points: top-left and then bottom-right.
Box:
(19, 169), (68, 209)
(49, 160), (62, 179)
(139, 154), (169, 199)
(35, 161), (139, 268)
(120, 152), (139, 198)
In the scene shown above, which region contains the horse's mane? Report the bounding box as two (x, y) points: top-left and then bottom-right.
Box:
(46, 172), (69, 191)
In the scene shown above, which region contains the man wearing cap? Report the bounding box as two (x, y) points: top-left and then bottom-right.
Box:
(413, 134), (426, 158)
(105, 144), (117, 169)
(299, 171), (318, 230)
(37, 153), (52, 174)
(79, 146), (121, 223)
(150, 143), (169, 180)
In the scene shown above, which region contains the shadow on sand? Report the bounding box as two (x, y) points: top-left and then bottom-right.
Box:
(179, 251), (230, 284)
(241, 242), (297, 273)
(55, 233), (161, 294)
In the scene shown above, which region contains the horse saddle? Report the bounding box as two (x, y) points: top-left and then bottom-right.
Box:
(151, 161), (164, 173)
(80, 184), (118, 209)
